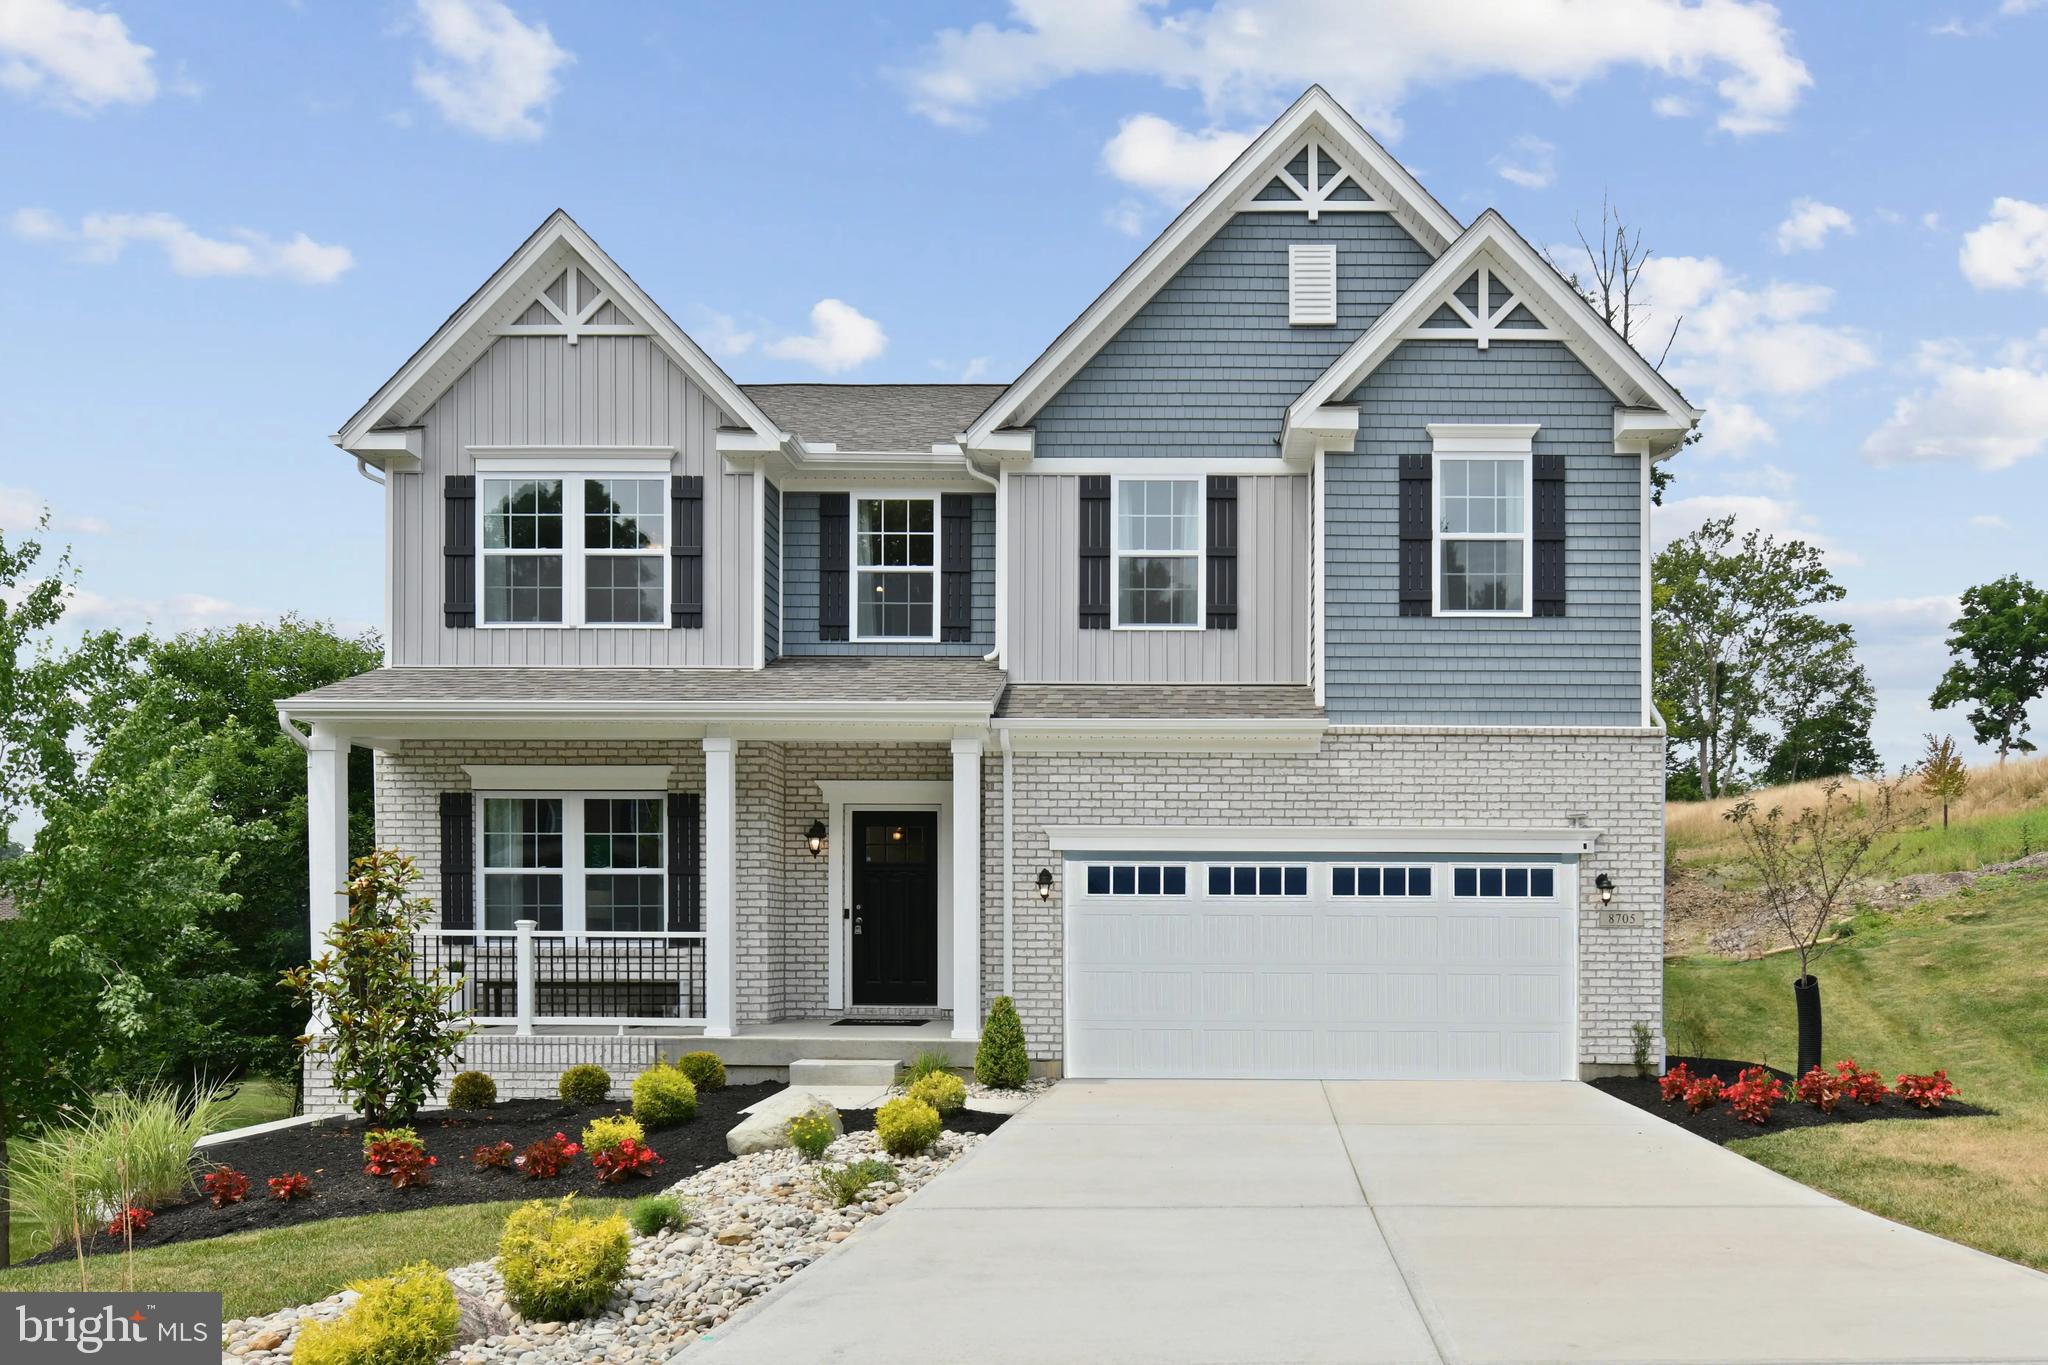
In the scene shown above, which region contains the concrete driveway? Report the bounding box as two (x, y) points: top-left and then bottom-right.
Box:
(691, 1080), (2048, 1364)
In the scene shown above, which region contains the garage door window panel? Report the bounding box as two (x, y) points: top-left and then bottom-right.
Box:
(1084, 863), (1188, 896)
(1206, 864), (1309, 896)
(1333, 865), (1433, 897)
(1452, 865), (1557, 898)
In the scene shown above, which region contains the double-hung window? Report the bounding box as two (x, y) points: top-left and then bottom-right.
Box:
(1114, 477), (1201, 627)
(853, 495), (936, 640)
(480, 472), (666, 626)
(479, 792), (666, 933)
(1432, 428), (1533, 615)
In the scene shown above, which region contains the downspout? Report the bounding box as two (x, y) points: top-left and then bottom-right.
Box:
(999, 725), (1015, 997)
(960, 456), (1002, 665)
(355, 458), (385, 486)
(276, 707), (312, 752)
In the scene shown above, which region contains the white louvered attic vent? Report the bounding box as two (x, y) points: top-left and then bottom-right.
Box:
(1288, 244), (1338, 326)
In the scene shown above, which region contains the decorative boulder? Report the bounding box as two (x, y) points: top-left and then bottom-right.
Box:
(726, 1090), (842, 1156)
(451, 1285), (512, 1345)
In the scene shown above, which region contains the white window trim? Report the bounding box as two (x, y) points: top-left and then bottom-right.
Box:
(476, 788), (668, 935)
(1110, 474), (1205, 631)
(1427, 424), (1537, 620)
(849, 490), (940, 644)
(476, 467), (670, 630)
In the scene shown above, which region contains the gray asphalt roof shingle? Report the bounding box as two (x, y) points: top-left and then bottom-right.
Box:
(994, 684), (1324, 721)
(740, 384), (1009, 452)
(284, 656), (1009, 709)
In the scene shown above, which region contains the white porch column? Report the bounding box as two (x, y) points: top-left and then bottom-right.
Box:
(306, 723), (351, 947)
(950, 733), (984, 1040)
(702, 734), (738, 1038)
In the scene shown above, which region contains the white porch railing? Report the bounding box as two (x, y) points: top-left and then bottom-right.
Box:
(411, 921), (708, 1033)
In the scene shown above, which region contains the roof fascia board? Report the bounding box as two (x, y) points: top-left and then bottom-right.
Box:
(1044, 824), (1601, 855)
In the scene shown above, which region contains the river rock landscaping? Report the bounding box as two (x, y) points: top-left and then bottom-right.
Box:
(1593, 1055), (1990, 1144)
(218, 1123), (995, 1363)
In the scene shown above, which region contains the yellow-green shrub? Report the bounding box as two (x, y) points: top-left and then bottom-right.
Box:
(290, 1262), (458, 1365)
(786, 1110), (835, 1161)
(874, 1096), (941, 1157)
(676, 1050), (726, 1091)
(497, 1196), (630, 1322)
(905, 1071), (965, 1117)
(447, 1071), (496, 1110)
(579, 1114), (644, 1157)
(557, 1065), (611, 1105)
(630, 1063), (697, 1128)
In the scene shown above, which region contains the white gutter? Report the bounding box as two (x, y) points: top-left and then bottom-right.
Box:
(276, 708), (312, 751)
(958, 455), (1003, 666)
(999, 726), (1015, 996)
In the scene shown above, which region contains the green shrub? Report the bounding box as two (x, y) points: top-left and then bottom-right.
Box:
(579, 1114), (644, 1157)
(12, 1081), (229, 1250)
(974, 996), (1029, 1089)
(498, 1196), (631, 1321)
(816, 1158), (895, 1208)
(675, 1050), (726, 1091)
(875, 1096), (941, 1157)
(558, 1064), (612, 1105)
(626, 1194), (688, 1237)
(447, 1071), (497, 1110)
(630, 1063), (697, 1128)
(291, 1261), (459, 1365)
(906, 1070), (966, 1117)
(901, 1050), (955, 1086)
(786, 1111), (836, 1161)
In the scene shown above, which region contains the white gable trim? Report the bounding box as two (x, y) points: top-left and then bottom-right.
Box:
(961, 86), (1462, 454)
(334, 210), (790, 461)
(1286, 210), (1700, 460)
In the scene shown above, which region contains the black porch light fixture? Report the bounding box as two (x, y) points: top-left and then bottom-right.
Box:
(1036, 867), (1055, 900)
(805, 819), (828, 859)
(1595, 873), (1616, 906)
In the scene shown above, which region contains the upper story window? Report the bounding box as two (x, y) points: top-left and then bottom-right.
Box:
(1114, 477), (1201, 628)
(1430, 426), (1535, 617)
(853, 496), (937, 640)
(481, 474), (666, 627)
(480, 792), (666, 932)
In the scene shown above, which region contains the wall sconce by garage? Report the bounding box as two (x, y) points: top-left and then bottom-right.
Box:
(1595, 873), (1616, 906)
(805, 819), (828, 859)
(1035, 867), (1055, 900)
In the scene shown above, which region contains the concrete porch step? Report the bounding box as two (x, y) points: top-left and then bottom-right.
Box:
(788, 1058), (900, 1088)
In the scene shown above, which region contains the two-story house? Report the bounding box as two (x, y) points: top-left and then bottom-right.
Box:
(281, 87), (1694, 1110)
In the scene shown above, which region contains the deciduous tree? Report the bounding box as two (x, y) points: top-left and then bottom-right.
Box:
(1930, 575), (2048, 761)
(1919, 734), (1969, 830)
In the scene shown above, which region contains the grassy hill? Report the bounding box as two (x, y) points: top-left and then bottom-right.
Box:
(1665, 869), (2048, 1269)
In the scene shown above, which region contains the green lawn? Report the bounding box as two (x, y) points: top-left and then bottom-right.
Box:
(1666, 870), (2048, 1269)
(0, 1200), (522, 1319)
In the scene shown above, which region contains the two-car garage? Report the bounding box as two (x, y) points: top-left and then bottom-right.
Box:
(1063, 845), (1580, 1081)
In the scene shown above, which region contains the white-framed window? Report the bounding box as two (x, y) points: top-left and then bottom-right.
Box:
(1429, 424), (1536, 618)
(479, 791), (666, 932)
(1113, 476), (1202, 628)
(1331, 865), (1433, 897)
(852, 494), (937, 640)
(480, 474), (666, 627)
(1451, 865), (1557, 899)
(1206, 864), (1309, 896)
(1083, 863), (1189, 896)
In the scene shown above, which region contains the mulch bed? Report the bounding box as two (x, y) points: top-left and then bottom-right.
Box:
(23, 1083), (1012, 1266)
(1592, 1055), (1993, 1146)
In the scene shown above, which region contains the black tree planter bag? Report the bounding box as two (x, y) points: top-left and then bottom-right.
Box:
(1794, 975), (1823, 1078)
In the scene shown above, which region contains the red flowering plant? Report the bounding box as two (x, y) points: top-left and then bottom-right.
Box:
(590, 1137), (664, 1184)
(1724, 1066), (1786, 1125)
(1834, 1059), (1890, 1105)
(1796, 1066), (1844, 1113)
(472, 1140), (516, 1170)
(1895, 1071), (1958, 1110)
(1682, 1075), (1725, 1113)
(106, 1207), (152, 1238)
(268, 1173), (314, 1202)
(1658, 1061), (1694, 1104)
(516, 1132), (582, 1179)
(203, 1168), (251, 1208)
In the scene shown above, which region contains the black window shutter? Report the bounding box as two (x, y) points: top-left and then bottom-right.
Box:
(1205, 476), (1238, 629)
(1398, 454), (1432, 617)
(818, 493), (850, 641)
(1077, 475), (1111, 629)
(940, 493), (973, 642)
(667, 792), (701, 933)
(438, 792), (475, 929)
(1533, 452), (1566, 617)
(443, 476), (476, 628)
(670, 475), (704, 628)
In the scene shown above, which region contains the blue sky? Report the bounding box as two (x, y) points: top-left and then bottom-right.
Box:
(2, 0), (2044, 766)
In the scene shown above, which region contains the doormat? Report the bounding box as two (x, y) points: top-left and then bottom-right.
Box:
(831, 1017), (927, 1027)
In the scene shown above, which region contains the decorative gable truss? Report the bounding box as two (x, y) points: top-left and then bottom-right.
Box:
(500, 264), (646, 345)
(1238, 138), (1395, 221)
(1409, 263), (1562, 350)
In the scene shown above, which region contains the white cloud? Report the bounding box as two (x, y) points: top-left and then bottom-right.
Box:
(0, 0), (156, 111)
(0, 485), (110, 535)
(1701, 399), (1777, 455)
(1959, 197), (2048, 292)
(1969, 513), (2009, 530)
(11, 208), (354, 283)
(1825, 594), (1961, 629)
(1636, 254), (1876, 401)
(1774, 197), (1852, 252)
(411, 0), (570, 140)
(1101, 113), (1253, 199)
(1922, 211), (1942, 231)
(956, 356), (992, 382)
(1491, 135), (1555, 190)
(1863, 333), (2048, 470)
(763, 299), (887, 374)
(60, 584), (271, 634)
(1656, 492), (1860, 567)
(1651, 93), (1695, 118)
(1103, 198), (1147, 236)
(901, 0), (1811, 137)
(692, 308), (756, 359)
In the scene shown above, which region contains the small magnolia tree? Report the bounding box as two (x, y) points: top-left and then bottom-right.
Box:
(284, 850), (467, 1124)
(1919, 734), (1969, 831)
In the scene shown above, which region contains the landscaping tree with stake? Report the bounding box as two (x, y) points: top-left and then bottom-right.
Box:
(1919, 734), (1969, 830)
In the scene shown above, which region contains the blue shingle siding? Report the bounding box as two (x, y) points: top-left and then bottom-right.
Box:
(762, 479), (781, 662)
(781, 491), (994, 656)
(1031, 213), (1435, 459)
(1324, 338), (1643, 726)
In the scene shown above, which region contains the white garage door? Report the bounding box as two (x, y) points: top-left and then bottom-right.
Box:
(1065, 856), (1576, 1081)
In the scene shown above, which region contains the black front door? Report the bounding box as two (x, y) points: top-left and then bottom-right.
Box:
(850, 810), (938, 1006)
